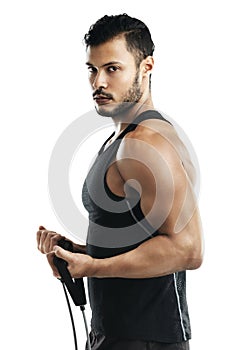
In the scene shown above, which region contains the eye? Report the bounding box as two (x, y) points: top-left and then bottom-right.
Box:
(87, 66), (97, 74)
(107, 66), (119, 73)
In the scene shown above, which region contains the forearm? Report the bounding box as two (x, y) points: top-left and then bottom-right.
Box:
(92, 234), (201, 279)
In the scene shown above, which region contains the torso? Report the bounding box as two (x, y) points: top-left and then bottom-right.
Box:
(82, 110), (192, 343)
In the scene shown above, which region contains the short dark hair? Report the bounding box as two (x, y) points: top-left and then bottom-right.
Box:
(83, 14), (155, 66)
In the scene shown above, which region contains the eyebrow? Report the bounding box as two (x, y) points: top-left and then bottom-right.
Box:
(86, 61), (122, 68)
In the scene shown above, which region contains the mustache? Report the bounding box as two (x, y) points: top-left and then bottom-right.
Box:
(93, 88), (113, 99)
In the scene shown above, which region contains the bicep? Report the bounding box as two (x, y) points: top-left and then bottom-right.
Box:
(116, 134), (198, 236)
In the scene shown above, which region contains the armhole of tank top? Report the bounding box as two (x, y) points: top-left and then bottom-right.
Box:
(103, 168), (125, 202)
(101, 110), (171, 237)
(121, 111), (170, 239)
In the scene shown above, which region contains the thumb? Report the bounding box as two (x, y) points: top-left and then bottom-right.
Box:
(39, 225), (46, 230)
(54, 245), (73, 263)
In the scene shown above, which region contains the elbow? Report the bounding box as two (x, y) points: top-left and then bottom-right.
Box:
(188, 254), (203, 270)
(182, 235), (203, 271)
(186, 245), (203, 270)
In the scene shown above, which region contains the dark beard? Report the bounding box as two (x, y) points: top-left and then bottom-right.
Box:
(96, 71), (143, 118)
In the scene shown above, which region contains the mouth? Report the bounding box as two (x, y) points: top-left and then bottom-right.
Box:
(93, 95), (113, 105)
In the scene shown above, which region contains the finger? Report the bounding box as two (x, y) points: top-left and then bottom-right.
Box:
(54, 246), (73, 264)
(36, 226), (48, 250)
(38, 229), (59, 254)
(36, 230), (42, 250)
(38, 230), (49, 253)
(43, 231), (59, 254)
(37, 229), (48, 253)
(48, 234), (64, 253)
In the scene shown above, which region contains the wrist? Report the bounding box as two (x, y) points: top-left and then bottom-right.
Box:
(91, 257), (114, 278)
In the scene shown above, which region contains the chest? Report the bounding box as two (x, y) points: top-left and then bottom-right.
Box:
(83, 140), (126, 209)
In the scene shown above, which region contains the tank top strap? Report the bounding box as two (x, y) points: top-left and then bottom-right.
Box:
(98, 110), (170, 155)
(117, 109), (171, 140)
(98, 131), (115, 155)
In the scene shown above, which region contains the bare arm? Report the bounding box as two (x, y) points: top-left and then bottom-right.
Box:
(53, 121), (203, 279)
(89, 210), (202, 278)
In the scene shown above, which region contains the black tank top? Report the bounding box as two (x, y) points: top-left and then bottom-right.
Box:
(82, 110), (191, 343)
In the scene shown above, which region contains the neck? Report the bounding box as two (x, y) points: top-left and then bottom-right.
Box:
(112, 95), (154, 135)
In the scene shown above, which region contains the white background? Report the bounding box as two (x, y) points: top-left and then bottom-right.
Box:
(1, 1), (250, 349)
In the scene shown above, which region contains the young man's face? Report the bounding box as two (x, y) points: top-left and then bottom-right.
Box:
(86, 36), (143, 117)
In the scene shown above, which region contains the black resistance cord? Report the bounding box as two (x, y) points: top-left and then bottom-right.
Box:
(61, 280), (91, 350)
(53, 239), (91, 349)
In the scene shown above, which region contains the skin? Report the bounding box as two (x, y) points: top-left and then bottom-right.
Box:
(37, 35), (203, 279)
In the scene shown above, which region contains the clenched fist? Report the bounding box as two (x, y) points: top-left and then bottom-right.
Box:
(36, 225), (65, 254)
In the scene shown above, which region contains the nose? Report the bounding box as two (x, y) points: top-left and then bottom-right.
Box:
(92, 69), (108, 90)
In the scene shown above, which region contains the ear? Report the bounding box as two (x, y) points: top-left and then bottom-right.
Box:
(141, 56), (154, 77)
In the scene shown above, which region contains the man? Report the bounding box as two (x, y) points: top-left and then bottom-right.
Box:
(37, 14), (203, 350)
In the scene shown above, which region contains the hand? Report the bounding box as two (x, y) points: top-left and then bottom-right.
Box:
(47, 245), (96, 279)
(36, 225), (66, 254)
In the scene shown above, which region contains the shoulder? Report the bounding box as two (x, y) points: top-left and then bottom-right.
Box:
(127, 117), (175, 143)
(116, 117), (196, 186)
(118, 118), (182, 164)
